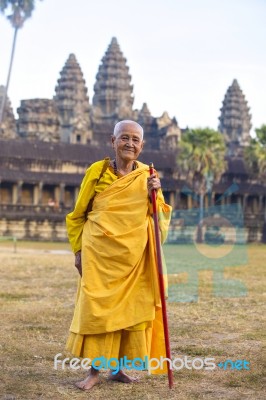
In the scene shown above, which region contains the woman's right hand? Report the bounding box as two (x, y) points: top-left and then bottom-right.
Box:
(75, 251), (82, 277)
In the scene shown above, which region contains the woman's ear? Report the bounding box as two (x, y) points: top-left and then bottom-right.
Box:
(111, 135), (115, 148)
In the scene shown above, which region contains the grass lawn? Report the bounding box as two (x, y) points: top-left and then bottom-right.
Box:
(0, 242), (265, 399)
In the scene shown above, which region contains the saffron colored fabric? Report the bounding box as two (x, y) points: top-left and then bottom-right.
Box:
(65, 160), (172, 374)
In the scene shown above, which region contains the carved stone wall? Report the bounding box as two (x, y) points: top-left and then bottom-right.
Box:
(17, 99), (60, 141)
(0, 217), (67, 241)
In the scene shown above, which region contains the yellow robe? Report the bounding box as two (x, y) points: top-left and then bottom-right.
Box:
(66, 160), (172, 373)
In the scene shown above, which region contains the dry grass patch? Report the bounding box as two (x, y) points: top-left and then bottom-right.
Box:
(0, 244), (265, 399)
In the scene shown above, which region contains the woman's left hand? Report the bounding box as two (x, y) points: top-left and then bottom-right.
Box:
(74, 251), (82, 277)
(147, 173), (161, 199)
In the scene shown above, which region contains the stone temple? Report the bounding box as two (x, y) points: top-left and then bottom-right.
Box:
(0, 37), (265, 242)
(219, 79), (252, 153)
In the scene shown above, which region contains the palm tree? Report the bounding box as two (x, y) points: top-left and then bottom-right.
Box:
(0, 0), (41, 124)
(177, 128), (227, 242)
(244, 124), (266, 242)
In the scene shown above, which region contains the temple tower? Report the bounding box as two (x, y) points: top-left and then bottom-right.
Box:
(0, 86), (17, 139)
(138, 103), (153, 127)
(54, 54), (92, 144)
(17, 99), (60, 141)
(154, 112), (181, 150)
(218, 79), (252, 150)
(135, 102), (158, 149)
(92, 37), (134, 125)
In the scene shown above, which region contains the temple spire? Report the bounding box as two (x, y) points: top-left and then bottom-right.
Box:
(92, 37), (134, 123)
(54, 54), (92, 144)
(218, 79), (252, 148)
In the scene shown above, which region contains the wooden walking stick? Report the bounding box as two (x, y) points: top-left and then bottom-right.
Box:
(149, 162), (174, 389)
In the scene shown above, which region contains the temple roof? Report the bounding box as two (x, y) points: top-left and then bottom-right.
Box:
(0, 168), (82, 185)
(0, 139), (176, 170)
(0, 138), (106, 163)
(0, 139), (263, 193)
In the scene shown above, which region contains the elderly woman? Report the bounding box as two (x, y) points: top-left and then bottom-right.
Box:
(66, 120), (172, 390)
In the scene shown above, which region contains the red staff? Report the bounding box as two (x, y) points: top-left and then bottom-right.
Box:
(149, 162), (174, 389)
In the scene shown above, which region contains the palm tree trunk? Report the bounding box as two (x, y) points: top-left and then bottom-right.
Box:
(197, 192), (204, 243)
(0, 26), (18, 124)
(262, 207), (266, 244)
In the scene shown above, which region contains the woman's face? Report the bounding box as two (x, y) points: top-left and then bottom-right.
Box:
(112, 122), (144, 162)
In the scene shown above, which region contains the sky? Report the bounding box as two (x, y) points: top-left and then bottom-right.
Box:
(0, 0), (265, 136)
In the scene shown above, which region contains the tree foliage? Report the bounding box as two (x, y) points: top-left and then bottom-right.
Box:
(0, 0), (36, 28)
(0, 0), (41, 123)
(244, 124), (266, 181)
(177, 128), (227, 193)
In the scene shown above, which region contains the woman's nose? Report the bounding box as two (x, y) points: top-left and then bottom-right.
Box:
(126, 139), (134, 146)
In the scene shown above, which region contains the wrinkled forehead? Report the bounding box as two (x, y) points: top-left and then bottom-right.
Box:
(114, 122), (143, 139)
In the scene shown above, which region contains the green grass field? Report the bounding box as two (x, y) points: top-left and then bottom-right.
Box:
(0, 241), (265, 399)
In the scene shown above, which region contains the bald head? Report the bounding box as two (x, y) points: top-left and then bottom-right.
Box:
(114, 120), (144, 140)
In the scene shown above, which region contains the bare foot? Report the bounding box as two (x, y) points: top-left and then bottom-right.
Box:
(74, 369), (100, 390)
(108, 370), (139, 383)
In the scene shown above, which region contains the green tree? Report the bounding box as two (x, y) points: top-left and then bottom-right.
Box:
(0, 0), (41, 123)
(245, 125), (266, 178)
(244, 124), (266, 242)
(177, 128), (227, 242)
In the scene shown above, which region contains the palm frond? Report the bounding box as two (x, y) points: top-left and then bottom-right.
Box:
(0, 0), (37, 28)
(244, 125), (266, 181)
(177, 127), (227, 190)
